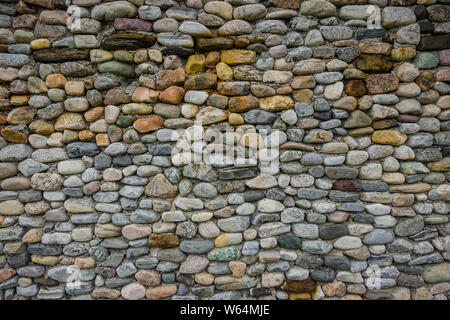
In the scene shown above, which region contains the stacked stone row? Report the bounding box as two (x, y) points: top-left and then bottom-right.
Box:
(0, 0), (449, 300)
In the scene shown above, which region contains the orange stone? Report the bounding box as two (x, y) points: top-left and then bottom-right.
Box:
(365, 74), (399, 94)
(45, 73), (67, 88)
(1, 127), (28, 143)
(79, 129), (95, 141)
(415, 71), (434, 91)
(96, 133), (110, 147)
(282, 279), (317, 293)
(205, 51), (220, 68)
(10, 95), (29, 106)
(159, 86), (185, 104)
(84, 107), (104, 122)
(133, 115), (164, 133)
(132, 87), (159, 103)
(372, 130), (407, 146)
(145, 284), (177, 300)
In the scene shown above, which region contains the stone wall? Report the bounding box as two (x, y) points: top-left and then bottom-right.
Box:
(0, 0), (449, 300)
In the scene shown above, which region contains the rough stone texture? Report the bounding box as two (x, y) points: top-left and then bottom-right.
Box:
(0, 0), (448, 302)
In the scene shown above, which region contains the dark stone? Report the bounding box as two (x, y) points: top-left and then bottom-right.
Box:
(217, 168), (258, 180)
(419, 21), (434, 33)
(102, 33), (156, 51)
(310, 267), (335, 282)
(33, 48), (89, 62)
(365, 291), (392, 300)
(414, 5), (428, 20)
(278, 234), (302, 249)
(324, 255), (350, 271)
(397, 273), (425, 288)
(67, 142), (100, 158)
(355, 28), (386, 40)
(27, 244), (63, 256)
(319, 224), (349, 240)
(161, 46), (195, 57)
(114, 18), (152, 32)
(418, 35), (450, 51)
(333, 180), (361, 191)
(361, 181), (388, 192)
(354, 213), (375, 224)
(196, 37), (234, 51)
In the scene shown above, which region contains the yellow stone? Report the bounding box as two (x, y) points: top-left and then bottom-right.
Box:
(96, 133), (110, 147)
(30, 38), (51, 50)
(371, 130), (407, 146)
(260, 95), (294, 112)
(195, 272), (214, 285)
(31, 255), (59, 266)
(391, 47), (416, 62)
(220, 50), (256, 65)
(228, 113), (244, 125)
(90, 49), (113, 63)
(215, 234), (234, 247)
(216, 62), (233, 81)
(288, 292), (312, 300)
(185, 54), (205, 75)
(10, 95), (29, 106)
(293, 89), (313, 102)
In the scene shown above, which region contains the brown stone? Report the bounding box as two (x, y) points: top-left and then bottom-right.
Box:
(1, 127), (28, 144)
(132, 87), (158, 103)
(268, 0), (300, 9)
(333, 180), (362, 191)
(345, 80), (366, 97)
(348, 127), (374, 137)
(205, 51), (220, 68)
(355, 55), (392, 72)
(184, 73), (217, 90)
(156, 67), (186, 91)
(282, 279), (317, 293)
(84, 107), (104, 122)
(431, 158), (450, 172)
(291, 75), (316, 89)
(365, 74), (399, 94)
(221, 50), (257, 65)
(133, 116), (164, 133)
(7, 106), (36, 124)
(34, 22), (66, 38)
(148, 233), (180, 248)
(55, 113), (87, 131)
(92, 288), (121, 299)
(0, 68), (19, 82)
(24, 0), (55, 9)
(228, 96), (259, 113)
(159, 86), (185, 104)
(104, 88), (131, 105)
(79, 130), (95, 141)
(13, 14), (38, 29)
(435, 68), (450, 82)
(391, 47), (416, 61)
(358, 42), (392, 55)
(0, 268), (16, 283)
(373, 119), (397, 130)
(372, 130), (407, 146)
(45, 73), (66, 88)
(1, 177), (31, 190)
(22, 228), (43, 243)
(29, 119), (54, 135)
(145, 284), (177, 300)
(260, 95), (294, 112)
(145, 173), (178, 198)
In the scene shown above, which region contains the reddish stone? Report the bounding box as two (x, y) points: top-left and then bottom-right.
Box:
(333, 180), (362, 191)
(12, 14), (38, 29)
(135, 270), (161, 287)
(133, 115), (164, 133)
(104, 88), (131, 105)
(435, 68), (450, 82)
(156, 68), (186, 91)
(0, 268), (16, 283)
(291, 75), (316, 89)
(345, 80), (366, 97)
(10, 80), (29, 94)
(282, 279), (317, 293)
(397, 114), (419, 123)
(439, 49), (450, 66)
(95, 267), (116, 278)
(364, 74), (399, 94)
(34, 22), (67, 38)
(84, 107), (104, 122)
(0, 114), (6, 125)
(159, 86), (185, 104)
(145, 284), (177, 300)
(0, 68), (19, 82)
(415, 71), (435, 91)
(114, 18), (152, 32)
(1, 177), (31, 190)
